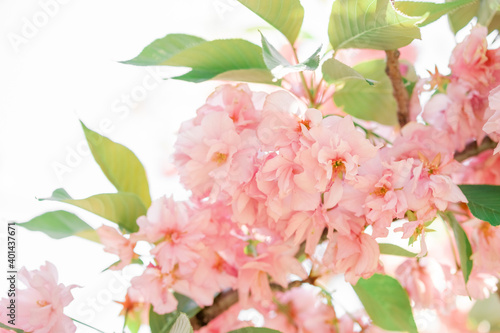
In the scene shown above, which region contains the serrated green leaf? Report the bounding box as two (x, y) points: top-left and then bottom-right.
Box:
(228, 328), (282, 333)
(333, 59), (398, 125)
(40, 188), (146, 233)
(353, 274), (418, 333)
(322, 58), (371, 84)
(238, 0), (304, 43)
(478, 0), (500, 25)
(444, 212), (473, 285)
(328, 0), (425, 50)
(379, 243), (418, 257)
(170, 313), (193, 333)
(459, 185), (500, 226)
(395, 0), (477, 26)
(124, 36), (274, 84)
(447, 0), (479, 33)
(81, 122), (151, 208)
(122, 34), (206, 66)
(17, 210), (99, 242)
(260, 32), (321, 79)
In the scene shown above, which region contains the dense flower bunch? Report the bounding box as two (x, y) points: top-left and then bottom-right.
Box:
(4, 3), (500, 332)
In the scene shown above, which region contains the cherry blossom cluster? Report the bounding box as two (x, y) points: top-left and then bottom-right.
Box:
(3, 25), (500, 333)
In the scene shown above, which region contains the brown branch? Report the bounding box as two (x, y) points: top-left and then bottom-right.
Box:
(190, 289), (239, 329)
(385, 50), (409, 128)
(190, 274), (320, 328)
(454, 136), (497, 162)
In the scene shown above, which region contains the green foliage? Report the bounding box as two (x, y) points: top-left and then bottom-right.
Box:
(170, 313), (193, 333)
(353, 274), (418, 333)
(260, 32), (321, 79)
(328, 0), (425, 50)
(395, 0), (477, 26)
(123, 36), (274, 84)
(446, 0), (478, 33)
(228, 328), (282, 333)
(469, 293), (500, 331)
(174, 293), (201, 318)
(40, 188), (146, 233)
(17, 210), (99, 242)
(149, 307), (182, 333)
(447, 0), (500, 33)
(379, 243), (418, 257)
(238, 0), (304, 43)
(322, 58), (373, 85)
(81, 122), (151, 208)
(477, 0), (500, 26)
(444, 212), (473, 285)
(459, 185), (500, 226)
(333, 59), (398, 125)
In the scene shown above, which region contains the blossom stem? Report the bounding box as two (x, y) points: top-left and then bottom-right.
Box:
(385, 49), (409, 128)
(70, 317), (106, 333)
(440, 212), (461, 271)
(454, 136), (497, 162)
(292, 47), (316, 105)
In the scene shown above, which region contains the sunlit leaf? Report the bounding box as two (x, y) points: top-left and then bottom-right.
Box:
(459, 185), (500, 226)
(333, 59), (398, 125)
(329, 0), (425, 50)
(123, 36), (274, 84)
(444, 212), (473, 284)
(17, 210), (99, 242)
(81, 122), (151, 208)
(353, 274), (418, 333)
(447, 0), (479, 33)
(395, 0), (477, 26)
(322, 58), (372, 84)
(238, 0), (304, 43)
(40, 188), (146, 233)
(379, 243), (418, 257)
(170, 313), (193, 333)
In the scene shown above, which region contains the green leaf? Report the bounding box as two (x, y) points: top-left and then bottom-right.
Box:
(17, 210), (99, 242)
(124, 37), (274, 84)
(81, 122), (151, 208)
(40, 188), (145, 233)
(478, 0), (500, 25)
(122, 34), (206, 66)
(447, 0), (479, 33)
(260, 32), (321, 79)
(379, 243), (418, 257)
(444, 212), (473, 284)
(102, 258), (143, 272)
(459, 185), (500, 226)
(228, 328), (282, 333)
(328, 0), (425, 50)
(0, 322), (25, 333)
(174, 293), (201, 318)
(237, 0), (304, 43)
(488, 10), (500, 32)
(149, 306), (180, 333)
(322, 58), (372, 85)
(170, 313), (193, 333)
(469, 293), (500, 331)
(40, 189), (142, 231)
(395, 0), (477, 26)
(353, 274), (418, 333)
(333, 59), (398, 125)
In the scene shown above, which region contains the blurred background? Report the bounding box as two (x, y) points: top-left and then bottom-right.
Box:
(0, 0), (475, 331)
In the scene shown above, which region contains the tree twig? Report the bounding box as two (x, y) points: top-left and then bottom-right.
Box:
(385, 50), (409, 128)
(454, 136), (497, 162)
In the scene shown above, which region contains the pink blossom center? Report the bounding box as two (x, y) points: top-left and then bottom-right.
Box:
(37, 300), (49, 307)
(211, 152), (228, 165)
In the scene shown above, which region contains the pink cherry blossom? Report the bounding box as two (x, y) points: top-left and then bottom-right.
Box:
(484, 85), (500, 154)
(0, 262), (77, 333)
(97, 225), (136, 270)
(136, 197), (205, 272)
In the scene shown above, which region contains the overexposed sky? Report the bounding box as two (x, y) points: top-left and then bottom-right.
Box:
(0, 1), (467, 332)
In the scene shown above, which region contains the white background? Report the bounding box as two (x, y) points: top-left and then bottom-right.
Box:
(0, 0), (465, 332)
